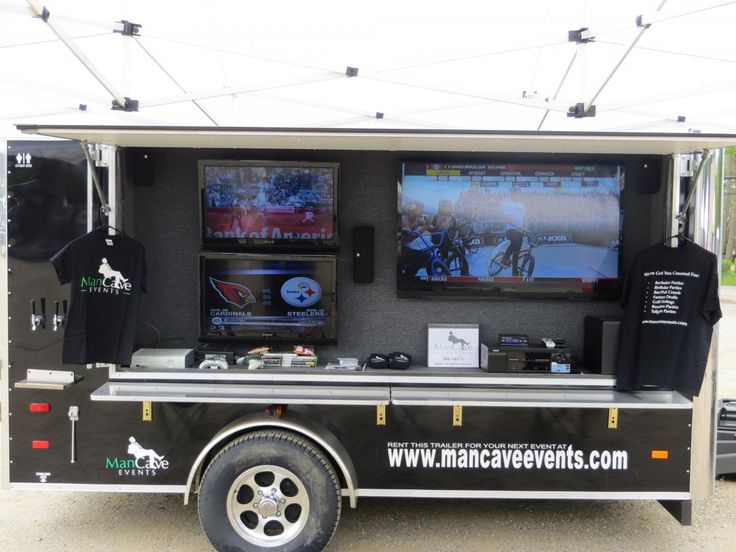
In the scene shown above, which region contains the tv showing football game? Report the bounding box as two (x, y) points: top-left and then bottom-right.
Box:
(200, 160), (338, 249)
(398, 161), (623, 299)
(200, 253), (337, 343)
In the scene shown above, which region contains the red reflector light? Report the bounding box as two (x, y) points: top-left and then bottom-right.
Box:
(32, 440), (50, 449)
(29, 403), (51, 413)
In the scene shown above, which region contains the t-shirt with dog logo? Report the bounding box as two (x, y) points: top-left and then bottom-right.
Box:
(51, 227), (146, 365)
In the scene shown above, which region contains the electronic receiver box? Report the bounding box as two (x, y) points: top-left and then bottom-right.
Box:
(131, 348), (195, 369)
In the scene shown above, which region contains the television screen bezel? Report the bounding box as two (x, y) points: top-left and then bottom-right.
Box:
(199, 252), (338, 344)
(396, 159), (624, 300)
(199, 159), (340, 250)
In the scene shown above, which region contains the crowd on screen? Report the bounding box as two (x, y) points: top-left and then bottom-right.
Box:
(454, 189), (619, 235)
(205, 169), (332, 210)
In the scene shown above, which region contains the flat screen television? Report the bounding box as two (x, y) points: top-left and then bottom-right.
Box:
(200, 160), (339, 249)
(397, 161), (623, 299)
(200, 253), (337, 343)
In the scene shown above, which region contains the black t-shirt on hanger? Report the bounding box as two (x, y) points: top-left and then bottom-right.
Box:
(51, 227), (146, 365)
(617, 241), (721, 396)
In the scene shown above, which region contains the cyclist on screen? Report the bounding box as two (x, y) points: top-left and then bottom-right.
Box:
(399, 202), (431, 276)
(428, 199), (458, 258)
(500, 186), (528, 276)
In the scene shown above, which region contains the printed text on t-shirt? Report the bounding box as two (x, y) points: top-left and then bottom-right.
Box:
(640, 270), (701, 327)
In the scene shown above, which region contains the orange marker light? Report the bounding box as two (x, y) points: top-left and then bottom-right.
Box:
(651, 450), (669, 460)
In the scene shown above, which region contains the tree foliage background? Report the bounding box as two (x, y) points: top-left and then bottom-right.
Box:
(723, 147), (736, 262)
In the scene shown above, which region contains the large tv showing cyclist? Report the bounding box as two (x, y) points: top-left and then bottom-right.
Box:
(200, 160), (338, 249)
(397, 161), (622, 299)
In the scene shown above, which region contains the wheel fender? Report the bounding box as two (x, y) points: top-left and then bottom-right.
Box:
(185, 411), (358, 508)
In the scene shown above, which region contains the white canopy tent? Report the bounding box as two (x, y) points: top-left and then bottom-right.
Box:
(1, 0), (736, 137)
(1, 0), (735, 506)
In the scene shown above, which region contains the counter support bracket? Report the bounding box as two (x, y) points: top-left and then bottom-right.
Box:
(658, 499), (691, 526)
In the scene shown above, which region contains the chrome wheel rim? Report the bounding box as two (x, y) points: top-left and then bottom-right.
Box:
(226, 464), (310, 548)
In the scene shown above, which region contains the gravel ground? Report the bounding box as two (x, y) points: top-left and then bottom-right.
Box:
(717, 286), (736, 398)
(2, 290), (736, 551)
(0, 482), (735, 552)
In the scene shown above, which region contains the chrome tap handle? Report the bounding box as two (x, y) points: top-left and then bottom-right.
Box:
(31, 299), (46, 331)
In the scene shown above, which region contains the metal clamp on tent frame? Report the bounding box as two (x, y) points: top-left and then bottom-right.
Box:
(567, 103), (596, 119)
(80, 140), (111, 217)
(568, 27), (595, 44)
(111, 97), (139, 112)
(113, 20), (142, 37)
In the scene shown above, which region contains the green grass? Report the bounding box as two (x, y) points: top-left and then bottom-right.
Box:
(722, 259), (736, 286)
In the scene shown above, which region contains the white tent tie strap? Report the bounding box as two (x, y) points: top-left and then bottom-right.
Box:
(132, 36), (219, 126)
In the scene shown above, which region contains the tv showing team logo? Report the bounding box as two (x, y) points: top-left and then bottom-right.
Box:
(200, 160), (339, 249)
(199, 253), (337, 343)
(398, 161), (623, 299)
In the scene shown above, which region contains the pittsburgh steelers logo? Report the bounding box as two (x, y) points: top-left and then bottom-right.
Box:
(281, 277), (322, 307)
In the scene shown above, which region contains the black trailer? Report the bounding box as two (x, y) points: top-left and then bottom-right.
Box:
(1, 127), (730, 551)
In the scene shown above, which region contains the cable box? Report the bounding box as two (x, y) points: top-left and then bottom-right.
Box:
(486, 347), (571, 373)
(131, 348), (194, 369)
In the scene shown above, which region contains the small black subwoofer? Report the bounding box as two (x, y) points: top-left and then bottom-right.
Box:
(584, 316), (621, 375)
(353, 225), (374, 283)
(630, 157), (663, 195)
(131, 151), (155, 187)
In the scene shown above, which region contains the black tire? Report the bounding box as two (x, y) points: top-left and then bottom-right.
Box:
(428, 257), (451, 276)
(520, 255), (536, 278)
(198, 430), (341, 552)
(447, 252), (469, 276)
(488, 252), (507, 276)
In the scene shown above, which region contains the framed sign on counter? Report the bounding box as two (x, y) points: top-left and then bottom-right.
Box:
(428, 323), (480, 368)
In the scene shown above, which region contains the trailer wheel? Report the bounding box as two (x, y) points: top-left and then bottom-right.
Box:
(198, 430), (341, 552)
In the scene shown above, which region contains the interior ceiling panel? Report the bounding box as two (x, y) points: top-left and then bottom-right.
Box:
(2, 0), (736, 137)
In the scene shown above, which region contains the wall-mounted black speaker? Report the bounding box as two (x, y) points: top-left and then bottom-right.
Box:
(629, 157), (664, 195)
(353, 225), (374, 283)
(584, 316), (621, 375)
(131, 151), (155, 187)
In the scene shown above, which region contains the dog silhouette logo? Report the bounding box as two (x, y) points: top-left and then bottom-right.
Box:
(98, 258), (129, 289)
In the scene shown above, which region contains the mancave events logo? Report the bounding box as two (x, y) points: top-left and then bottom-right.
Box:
(80, 258), (132, 295)
(105, 437), (170, 477)
(209, 277), (256, 309)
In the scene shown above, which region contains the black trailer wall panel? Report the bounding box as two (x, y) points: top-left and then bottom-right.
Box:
(129, 148), (666, 363)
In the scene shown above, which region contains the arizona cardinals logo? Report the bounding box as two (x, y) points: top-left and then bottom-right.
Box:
(209, 277), (256, 309)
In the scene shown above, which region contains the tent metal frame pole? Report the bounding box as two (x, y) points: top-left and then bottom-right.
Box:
(80, 140), (111, 217)
(583, 0), (669, 113)
(537, 50), (577, 131)
(25, 0), (130, 110)
(678, 149), (713, 225)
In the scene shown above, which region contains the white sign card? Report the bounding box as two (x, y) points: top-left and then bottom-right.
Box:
(427, 323), (480, 368)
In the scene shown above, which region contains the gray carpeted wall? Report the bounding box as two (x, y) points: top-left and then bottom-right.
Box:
(127, 148), (667, 365)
